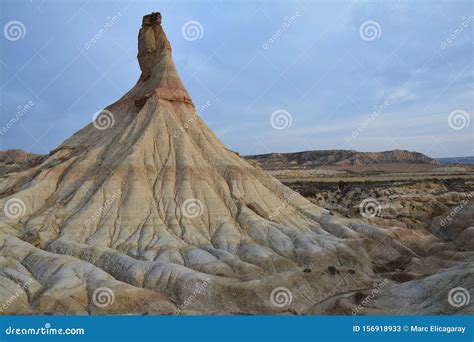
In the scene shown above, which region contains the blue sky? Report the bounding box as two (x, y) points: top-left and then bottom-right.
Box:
(0, 0), (473, 158)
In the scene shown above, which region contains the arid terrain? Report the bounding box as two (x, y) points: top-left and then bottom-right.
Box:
(246, 151), (474, 314)
(0, 12), (472, 316)
(0, 149), (44, 176)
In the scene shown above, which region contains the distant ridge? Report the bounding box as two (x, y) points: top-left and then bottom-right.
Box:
(245, 149), (439, 170)
(436, 156), (474, 165)
(0, 149), (43, 165)
(0, 149), (45, 175)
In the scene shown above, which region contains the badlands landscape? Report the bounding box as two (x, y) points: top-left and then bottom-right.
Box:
(0, 12), (472, 315)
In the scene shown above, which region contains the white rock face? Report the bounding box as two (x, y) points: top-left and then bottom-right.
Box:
(0, 12), (472, 315)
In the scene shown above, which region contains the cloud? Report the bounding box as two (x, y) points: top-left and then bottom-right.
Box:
(1, 1), (472, 158)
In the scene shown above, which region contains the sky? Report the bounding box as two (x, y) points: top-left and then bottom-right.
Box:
(0, 0), (473, 158)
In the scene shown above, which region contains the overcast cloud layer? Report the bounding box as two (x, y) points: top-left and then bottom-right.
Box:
(0, 0), (473, 158)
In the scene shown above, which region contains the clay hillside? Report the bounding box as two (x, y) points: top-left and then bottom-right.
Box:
(0, 12), (472, 315)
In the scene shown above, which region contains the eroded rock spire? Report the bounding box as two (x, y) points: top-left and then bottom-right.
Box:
(123, 12), (192, 105)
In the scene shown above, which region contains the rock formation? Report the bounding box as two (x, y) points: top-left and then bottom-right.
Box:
(0, 12), (472, 315)
(246, 149), (440, 170)
(0, 149), (45, 176)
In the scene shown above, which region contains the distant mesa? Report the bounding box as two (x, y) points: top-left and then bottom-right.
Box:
(245, 149), (440, 170)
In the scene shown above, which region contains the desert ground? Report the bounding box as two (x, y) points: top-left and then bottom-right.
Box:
(246, 159), (474, 314)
